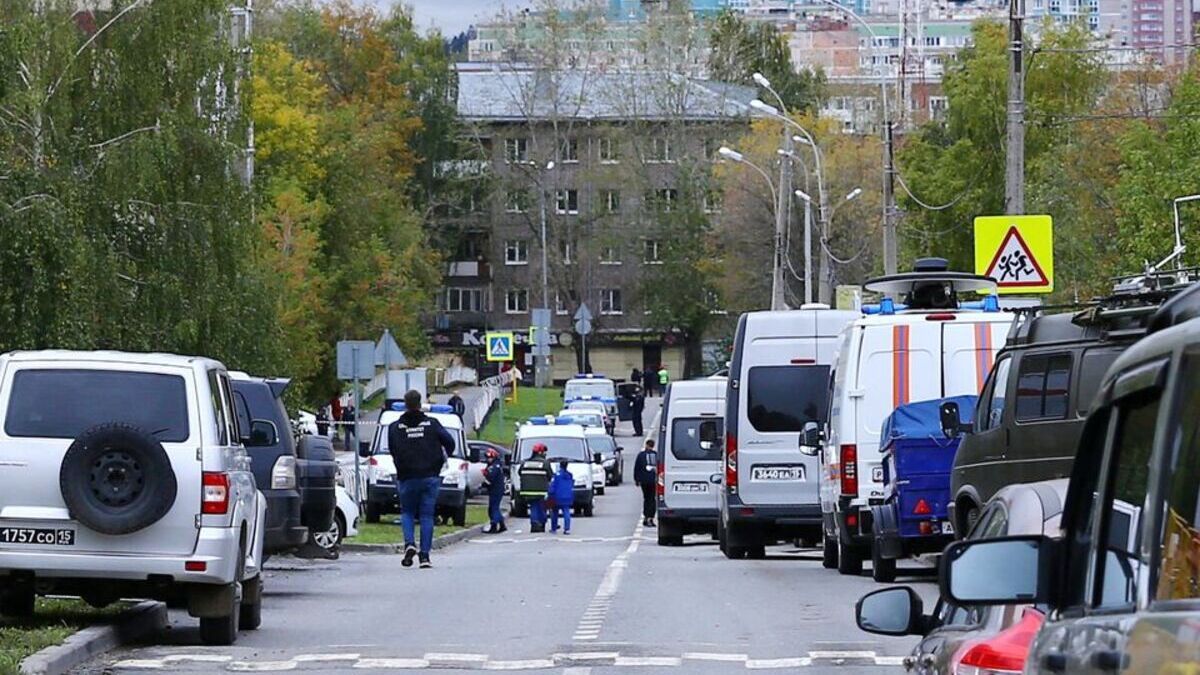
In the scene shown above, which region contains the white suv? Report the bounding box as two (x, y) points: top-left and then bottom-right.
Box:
(0, 351), (266, 645)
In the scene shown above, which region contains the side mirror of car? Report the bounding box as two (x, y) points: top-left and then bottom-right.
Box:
(358, 441), (372, 458)
(615, 447), (624, 453)
(593, 452), (603, 464)
(243, 419), (278, 447)
(940, 535), (1055, 606)
(799, 421), (822, 456)
(939, 402), (972, 438)
(856, 587), (927, 637)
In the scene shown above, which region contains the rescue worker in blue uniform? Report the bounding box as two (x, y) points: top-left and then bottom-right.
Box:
(518, 443), (553, 532)
(388, 390), (455, 569)
(548, 460), (575, 535)
(483, 448), (507, 533)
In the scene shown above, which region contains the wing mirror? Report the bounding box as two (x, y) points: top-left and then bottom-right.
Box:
(358, 440), (372, 458)
(939, 402), (972, 438)
(855, 587), (929, 636)
(593, 452), (603, 464)
(243, 419), (278, 447)
(799, 421), (822, 456)
(940, 535), (1056, 605)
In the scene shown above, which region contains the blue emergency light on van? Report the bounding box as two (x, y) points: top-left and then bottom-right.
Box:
(573, 373), (606, 379)
(525, 415), (577, 426)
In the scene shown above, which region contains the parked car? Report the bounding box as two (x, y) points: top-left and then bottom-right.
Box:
(949, 276), (1187, 534)
(855, 479), (1067, 674)
(814, 261), (1009, 575)
(938, 281), (1200, 674)
(363, 404), (474, 525)
(720, 304), (859, 559)
(230, 373), (336, 557)
(657, 379), (726, 547)
(309, 484), (360, 558)
(0, 351), (266, 645)
(509, 417), (597, 518)
(585, 430), (624, 487)
(566, 398), (615, 435)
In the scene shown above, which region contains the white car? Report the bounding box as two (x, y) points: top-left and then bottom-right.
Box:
(565, 399), (614, 435)
(510, 417), (598, 517)
(564, 374), (618, 431)
(310, 484), (359, 557)
(363, 405), (477, 525)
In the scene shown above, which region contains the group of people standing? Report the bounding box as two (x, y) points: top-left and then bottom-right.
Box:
(514, 444), (576, 534)
(632, 365), (670, 398)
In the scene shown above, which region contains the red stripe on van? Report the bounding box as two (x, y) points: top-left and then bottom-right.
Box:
(892, 325), (910, 408)
(974, 324), (994, 393)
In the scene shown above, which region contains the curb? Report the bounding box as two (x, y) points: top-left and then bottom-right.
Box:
(342, 523), (489, 554)
(20, 600), (166, 675)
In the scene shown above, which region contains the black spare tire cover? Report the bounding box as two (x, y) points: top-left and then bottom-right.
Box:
(59, 423), (178, 535)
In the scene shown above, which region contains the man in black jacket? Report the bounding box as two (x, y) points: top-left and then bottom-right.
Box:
(388, 390), (456, 568)
(630, 389), (646, 437)
(634, 439), (658, 527)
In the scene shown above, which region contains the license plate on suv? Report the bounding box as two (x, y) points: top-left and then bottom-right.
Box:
(0, 527), (75, 546)
(751, 465), (806, 481)
(672, 482), (708, 493)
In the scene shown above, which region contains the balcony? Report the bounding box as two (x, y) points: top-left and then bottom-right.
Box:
(446, 261), (492, 279)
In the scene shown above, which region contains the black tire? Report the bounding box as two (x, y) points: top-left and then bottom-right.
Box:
(746, 545), (766, 560)
(365, 501), (381, 524)
(837, 536), (863, 576)
(596, 487), (605, 496)
(0, 587), (35, 618)
(59, 423), (177, 535)
(717, 518), (729, 555)
(872, 543), (897, 583)
(583, 504), (594, 517)
(239, 575), (262, 631)
(199, 605), (239, 646)
(657, 532), (683, 546)
(311, 512), (345, 556)
(822, 534), (839, 569)
(452, 498), (467, 527)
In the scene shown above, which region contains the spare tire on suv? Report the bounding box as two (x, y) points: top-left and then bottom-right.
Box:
(59, 423), (178, 535)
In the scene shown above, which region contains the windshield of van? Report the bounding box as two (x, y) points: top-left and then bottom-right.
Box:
(672, 418), (725, 461)
(565, 381), (614, 399)
(586, 435), (617, 458)
(6, 369), (190, 442)
(373, 417), (466, 459)
(516, 437), (588, 463)
(747, 365), (831, 432)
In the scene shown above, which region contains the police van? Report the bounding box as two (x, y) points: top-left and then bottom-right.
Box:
(564, 374), (617, 432)
(364, 404), (474, 526)
(656, 378), (727, 546)
(805, 260), (1010, 575)
(720, 304), (859, 560)
(509, 416), (598, 517)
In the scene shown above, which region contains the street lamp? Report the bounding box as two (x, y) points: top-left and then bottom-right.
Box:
(793, 189), (815, 303)
(718, 146), (778, 204)
(536, 160), (555, 387)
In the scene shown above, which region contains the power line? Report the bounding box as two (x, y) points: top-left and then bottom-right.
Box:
(1034, 42), (1198, 54)
(894, 169), (975, 211)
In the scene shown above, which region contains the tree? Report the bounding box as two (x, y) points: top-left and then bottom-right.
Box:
(707, 9), (825, 114)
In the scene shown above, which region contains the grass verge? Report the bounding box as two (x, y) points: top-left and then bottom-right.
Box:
(351, 504), (490, 545)
(476, 387), (564, 446)
(0, 598), (126, 674)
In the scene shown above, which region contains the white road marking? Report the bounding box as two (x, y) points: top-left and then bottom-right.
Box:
(561, 668), (592, 675)
(874, 656), (907, 666)
(746, 657), (814, 669)
(353, 657), (431, 669)
(227, 661), (297, 672)
(483, 659), (558, 670)
(614, 656), (683, 667)
(425, 652), (489, 665)
(683, 652), (750, 662)
(809, 650), (878, 659)
(111, 660), (165, 670)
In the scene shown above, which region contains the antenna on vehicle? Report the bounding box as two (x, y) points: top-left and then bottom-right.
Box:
(1149, 193), (1200, 274)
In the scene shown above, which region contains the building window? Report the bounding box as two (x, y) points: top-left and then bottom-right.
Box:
(559, 137), (579, 163)
(555, 189), (579, 215)
(600, 288), (623, 315)
(652, 188), (678, 212)
(505, 137), (529, 164)
(598, 137), (619, 163)
(603, 189), (621, 213)
(505, 190), (529, 213)
(600, 245), (622, 265)
(704, 189), (723, 214)
(559, 239), (573, 265)
(445, 288), (483, 313)
(505, 289), (529, 314)
(505, 239), (528, 265)
(643, 239), (662, 264)
(930, 96), (949, 121)
(649, 137), (672, 162)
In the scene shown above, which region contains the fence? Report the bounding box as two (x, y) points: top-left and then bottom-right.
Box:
(469, 368), (523, 433)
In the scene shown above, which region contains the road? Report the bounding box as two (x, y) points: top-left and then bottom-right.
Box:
(74, 398), (935, 674)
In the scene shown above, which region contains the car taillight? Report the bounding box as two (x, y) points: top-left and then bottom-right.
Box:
(840, 444), (858, 495)
(459, 461), (469, 473)
(367, 457), (378, 466)
(655, 460), (665, 498)
(271, 455), (297, 490)
(725, 433), (738, 493)
(953, 608), (1045, 675)
(202, 472), (230, 515)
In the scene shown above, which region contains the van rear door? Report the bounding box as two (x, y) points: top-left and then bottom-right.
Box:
(663, 393), (724, 512)
(942, 320), (1009, 396)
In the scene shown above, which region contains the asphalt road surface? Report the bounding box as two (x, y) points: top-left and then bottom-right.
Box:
(74, 398), (935, 675)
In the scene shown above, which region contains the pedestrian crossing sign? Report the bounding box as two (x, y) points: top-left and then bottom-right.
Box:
(974, 215), (1054, 295)
(485, 332), (514, 362)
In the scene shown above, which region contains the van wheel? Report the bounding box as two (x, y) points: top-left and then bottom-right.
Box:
(365, 501), (381, 524)
(199, 603), (239, 646)
(821, 535), (838, 569)
(871, 543), (897, 583)
(239, 575), (262, 631)
(452, 499), (467, 527)
(717, 519), (729, 555)
(0, 587), (34, 618)
(583, 504), (594, 517)
(512, 498), (528, 518)
(837, 538), (863, 576)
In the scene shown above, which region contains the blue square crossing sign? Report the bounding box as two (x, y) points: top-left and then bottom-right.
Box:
(485, 332), (514, 362)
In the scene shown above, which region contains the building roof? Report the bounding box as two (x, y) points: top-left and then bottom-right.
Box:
(456, 67), (757, 122)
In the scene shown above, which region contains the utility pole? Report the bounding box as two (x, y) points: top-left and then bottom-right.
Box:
(1006, 0), (1026, 215)
(883, 121), (898, 274)
(537, 181), (550, 388)
(771, 130), (792, 311)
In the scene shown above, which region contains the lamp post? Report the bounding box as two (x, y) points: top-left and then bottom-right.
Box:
(751, 73), (794, 311)
(795, 187), (862, 305)
(536, 160), (555, 388)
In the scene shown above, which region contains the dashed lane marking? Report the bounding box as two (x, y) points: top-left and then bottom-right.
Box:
(571, 520), (642, 641)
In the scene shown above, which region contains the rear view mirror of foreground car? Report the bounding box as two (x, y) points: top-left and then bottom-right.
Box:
(856, 587), (925, 636)
(940, 535), (1054, 605)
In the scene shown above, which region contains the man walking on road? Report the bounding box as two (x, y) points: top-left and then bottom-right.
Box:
(388, 390), (456, 568)
(518, 443), (554, 532)
(630, 388), (645, 437)
(634, 439), (658, 527)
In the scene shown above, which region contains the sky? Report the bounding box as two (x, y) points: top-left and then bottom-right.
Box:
(362, 0), (536, 35)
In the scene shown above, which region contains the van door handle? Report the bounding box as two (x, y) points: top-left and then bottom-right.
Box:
(1041, 652), (1067, 672)
(1092, 650), (1128, 671)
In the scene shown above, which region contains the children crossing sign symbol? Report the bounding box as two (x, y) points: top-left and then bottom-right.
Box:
(974, 215), (1054, 295)
(485, 332), (514, 362)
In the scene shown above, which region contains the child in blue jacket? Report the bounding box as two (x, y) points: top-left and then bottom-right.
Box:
(547, 460), (575, 535)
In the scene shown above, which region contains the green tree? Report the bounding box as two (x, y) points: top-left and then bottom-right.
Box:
(707, 9), (825, 113)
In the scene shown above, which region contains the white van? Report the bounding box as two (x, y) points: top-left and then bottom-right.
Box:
(809, 264), (1009, 575)
(509, 418), (598, 517)
(719, 306), (859, 559)
(655, 378), (726, 546)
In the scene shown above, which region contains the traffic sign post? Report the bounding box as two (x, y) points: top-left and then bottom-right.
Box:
(485, 332), (514, 362)
(530, 309), (551, 388)
(336, 339), (375, 505)
(574, 304), (593, 372)
(974, 215), (1054, 295)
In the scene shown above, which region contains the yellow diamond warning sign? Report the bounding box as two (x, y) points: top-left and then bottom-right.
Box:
(974, 215), (1054, 295)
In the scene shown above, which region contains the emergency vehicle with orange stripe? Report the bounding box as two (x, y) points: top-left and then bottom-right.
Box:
(815, 258), (1009, 577)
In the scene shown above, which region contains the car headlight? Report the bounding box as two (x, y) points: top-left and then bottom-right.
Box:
(603, 458), (616, 467)
(442, 474), (459, 485)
